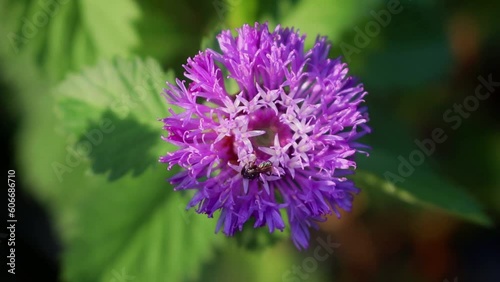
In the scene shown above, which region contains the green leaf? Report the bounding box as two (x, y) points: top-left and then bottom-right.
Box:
(0, 0), (140, 82)
(54, 56), (175, 179)
(54, 56), (172, 138)
(79, 110), (160, 181)
(62, 168), (223, 282)
(201, 240), (299, 282)
(355, 156), (492, 226)
(354, 101), (492, 226)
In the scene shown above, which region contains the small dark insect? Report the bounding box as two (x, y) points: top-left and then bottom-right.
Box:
(241, 161), (273, 180)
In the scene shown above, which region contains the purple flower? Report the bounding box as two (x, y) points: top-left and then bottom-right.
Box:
(160, 23), (370, 250)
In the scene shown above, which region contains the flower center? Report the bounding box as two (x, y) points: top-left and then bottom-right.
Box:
(247, 108), (292, 159)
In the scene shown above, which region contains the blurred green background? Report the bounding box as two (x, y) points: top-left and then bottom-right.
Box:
(1, 0), (499, 281)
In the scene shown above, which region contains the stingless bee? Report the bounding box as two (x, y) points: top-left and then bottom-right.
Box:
(241, 160), (273, 180)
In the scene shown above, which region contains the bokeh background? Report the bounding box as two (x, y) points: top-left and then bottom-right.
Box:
(1, 0), (499, 281)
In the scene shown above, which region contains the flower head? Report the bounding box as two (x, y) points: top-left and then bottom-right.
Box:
(160, 23), (370, 249)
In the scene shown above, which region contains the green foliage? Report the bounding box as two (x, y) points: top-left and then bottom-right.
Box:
(202, 241), (300, 282)
(359, 3), (453, 90)
(80, 111), (159, 181)
(135, 0), (217, 69)
(355, 163), (492, 226)
(1, 0), (140, 82)
(54, 57), (171, 134)
(354, 102), (492, 226)
(281, 0), (384, 47)
(62, 169), (222, 282)
(234, 219), (290, 251)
